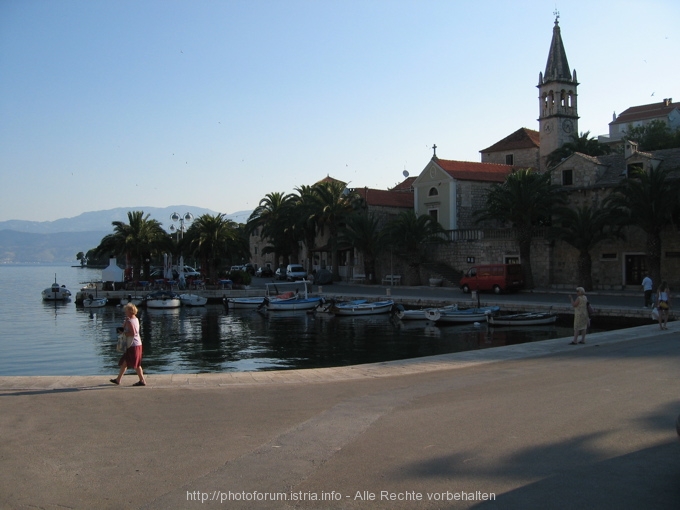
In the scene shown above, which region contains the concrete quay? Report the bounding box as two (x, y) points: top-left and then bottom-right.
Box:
(1, 285), (678, 509)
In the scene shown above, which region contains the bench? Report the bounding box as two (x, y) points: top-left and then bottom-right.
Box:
(350, 273), (366, 283)
(382, 274), (401, 285)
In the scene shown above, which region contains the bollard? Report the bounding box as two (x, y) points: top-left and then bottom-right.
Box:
(386, 288), (391, 297)
(318, 285), (323, 294)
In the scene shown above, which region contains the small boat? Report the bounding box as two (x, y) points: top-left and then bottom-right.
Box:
(82, 294), (108, 308)
(426, 305), (500, 324)
(179, 293), (207, 307)
(42, 275), (72, 301)
(145, 291), (181, 309)
(332, 300), (395, 316)
(315, 299), (367, 314)
(394, 304), (436, 321)
(262, 280), (323, 311)
(487, 312), (557, 326)
(120, 295), (145, 307)
(224, 296), (267, 309)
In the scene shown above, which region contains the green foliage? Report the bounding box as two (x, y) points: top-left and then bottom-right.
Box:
(183, 214), (244, 282)
(623, 120), (680, 151)
(547, 131), (611, 168)
(381, 210), (446, 268)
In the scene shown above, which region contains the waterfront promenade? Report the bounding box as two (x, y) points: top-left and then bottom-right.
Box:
(1, 286), (678, 509)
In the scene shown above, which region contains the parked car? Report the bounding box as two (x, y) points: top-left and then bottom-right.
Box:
(243, 263), (256, 276)
(274, 267), (287, 280)
(173, 265), (201, 278)
(459, 264), (524, 294)
(286, 264), (307, 281)
(256, 266), (274, 277)
(230, 265), (245, 273)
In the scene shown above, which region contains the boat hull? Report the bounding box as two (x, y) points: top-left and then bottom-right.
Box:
(266, 297), (323, 311)
(426, 306), (500, 324)
(332, 300), (394, 316)
(145, 291), (181, 309)
(226, 297), (266, 309)
(487, 313), (557, 326)
(42, 284), (72, 301)
(179, 294), (207, 306)
(82, 298), (108, 308)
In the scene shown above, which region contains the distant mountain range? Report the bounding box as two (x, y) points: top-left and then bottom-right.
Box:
(0, 206), (252, 263)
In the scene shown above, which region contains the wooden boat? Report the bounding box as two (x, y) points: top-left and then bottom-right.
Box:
(487, 312), (557, 326)
(179, 293), (207, 306)
(120, 295), (145, 307)
(82, 295), (108, 308)
(394, 304), (437, 321)
(315, 299), (367, 314)
(332, 300), (394, 316)
(426, 305), (500, 324)
(145, 291), (181, 309)
(42, 275), (72, 301)
(224, 296), (267, 309)
(263, 281), (323, 311)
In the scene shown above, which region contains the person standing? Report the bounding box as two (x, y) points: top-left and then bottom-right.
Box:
(641, 274), (653, 308)
(110, 303), (146, 386)
(569, 287), (589, 344)
(656, 281), (671, 330)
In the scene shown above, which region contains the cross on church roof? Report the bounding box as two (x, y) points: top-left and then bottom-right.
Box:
(432, 144), (437, 158)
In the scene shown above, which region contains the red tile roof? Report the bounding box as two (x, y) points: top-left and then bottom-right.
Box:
(353, 187), (413, 208)
(480, 128), (540, 153)
(390, 177), (416, 191)
(435, 159), (514, 183)
(610, 99), (677, 125)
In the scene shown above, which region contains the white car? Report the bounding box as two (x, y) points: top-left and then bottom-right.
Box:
(286, 264), (307, 281)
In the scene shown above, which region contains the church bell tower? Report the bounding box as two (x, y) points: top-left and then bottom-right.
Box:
(538, 14), (579, 170)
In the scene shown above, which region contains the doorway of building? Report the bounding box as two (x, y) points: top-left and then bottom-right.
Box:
(625, 254), (646, 285)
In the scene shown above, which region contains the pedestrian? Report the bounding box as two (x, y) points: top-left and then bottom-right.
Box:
(569, 287), (589, 344)
(656, 281), (671, 330)
(641, 274), (653, 308)
(110, 303), (146, 386)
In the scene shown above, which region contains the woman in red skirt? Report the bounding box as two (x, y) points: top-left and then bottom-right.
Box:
(110, 303), (146, 386)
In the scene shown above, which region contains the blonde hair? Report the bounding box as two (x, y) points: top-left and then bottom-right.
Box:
(124, 303), (138, 316)
(576, 287), (585, 295)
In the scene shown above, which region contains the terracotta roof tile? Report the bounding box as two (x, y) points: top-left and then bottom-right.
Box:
(480, 128), (540, 153)
(435, 159), (515, 183)
(610, 99), (678, 125)
(353, 187), (413, 208)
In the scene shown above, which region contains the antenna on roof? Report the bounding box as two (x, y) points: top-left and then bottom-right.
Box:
(403, 170), (409, 178)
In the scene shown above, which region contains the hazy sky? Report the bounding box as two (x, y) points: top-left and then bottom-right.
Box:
(1, 0), (677, 222)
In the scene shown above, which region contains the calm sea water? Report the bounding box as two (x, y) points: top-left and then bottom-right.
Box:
(0, 264), (585, 376)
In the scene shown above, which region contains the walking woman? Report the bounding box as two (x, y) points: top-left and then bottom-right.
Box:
(569, 287), (589, 344)
(110, 303), (146, 386)
(656, 281), (671, 330)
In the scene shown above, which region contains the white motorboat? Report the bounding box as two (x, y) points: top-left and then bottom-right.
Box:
(145, 291), (181, 309)
(426, 305), (500, 324)
(82, 294), (108, 308)
(225, 296), (267, 309)
(332, 300), (395, 316)
(120, 295), (145, 307)
(394, 304), (437, 320)
(179, 293), (208, 306)
(262, 280), (323, 311)
(42, 276), (72, 301)
(487, 312), (557, 326)
(315, 299), (367, 314)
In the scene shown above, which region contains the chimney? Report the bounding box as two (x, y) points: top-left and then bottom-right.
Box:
(664, 98), (672, 106)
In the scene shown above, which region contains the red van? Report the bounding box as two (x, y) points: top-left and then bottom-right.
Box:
(459, 264), (524, 294)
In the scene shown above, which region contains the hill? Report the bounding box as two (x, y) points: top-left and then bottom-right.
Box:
(0, 206), (252, 263)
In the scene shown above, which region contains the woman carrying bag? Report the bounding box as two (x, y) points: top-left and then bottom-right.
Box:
(110, 303), (146, 386)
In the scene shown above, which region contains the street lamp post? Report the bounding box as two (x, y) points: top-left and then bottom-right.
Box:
(169, 212), (193, 241)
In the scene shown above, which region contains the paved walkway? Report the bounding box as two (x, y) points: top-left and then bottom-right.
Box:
(1, 319), (679, 509)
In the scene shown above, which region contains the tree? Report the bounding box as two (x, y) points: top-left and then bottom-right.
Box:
(549, 204), (622, 291)
(623, 120), (680, 151)
(247, 192), (298, 270)
(184, 214), (243, 282)
(474, 169), (565, 289)
(338, 212), (383, 283)
(547, 131), (611, 168)
(94, 211), (171, 280)
(76, 251), (87, 267)
(381, 210), (446, 282)
(603, 165), (680, 288)
(312, 180), (361, 280)
(292, 185), (320, 272)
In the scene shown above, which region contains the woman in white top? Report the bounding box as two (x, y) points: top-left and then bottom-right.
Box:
(110, 303), (146, 386)
(656, 281), (671, 330)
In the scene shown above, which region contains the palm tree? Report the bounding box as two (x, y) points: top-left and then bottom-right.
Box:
(338, 212), (383, 283)
(381, 210), (446, 282)
(312, 181), (361, 280)
(247, 192), (298, 270)
(184, 214), (243, 282)
(547, 131), (611, 168)
(549, 204), (622, 291)
(292, 185), (320, 271)
(94, 211), (170, 280)
(474, 169), (565, 289)
(603, 166), (680, 288)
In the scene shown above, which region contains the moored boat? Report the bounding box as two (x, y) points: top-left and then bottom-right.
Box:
(145, 291), (181, 309)
(263, 280), (323, 311)
(394, 304), (436, 321)
(179, 293), (208, 307)
(487, 312), (557, 326)
(426, 305), (500, 324)
(42, 275), (72, 301)
(332, 300), (395, 316)
(225, 296), (267, 309)
(82, 294), (108, 308)
(315, 299), (367, 314)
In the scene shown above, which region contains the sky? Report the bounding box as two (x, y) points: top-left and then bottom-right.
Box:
(1, 0), (678, 222)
